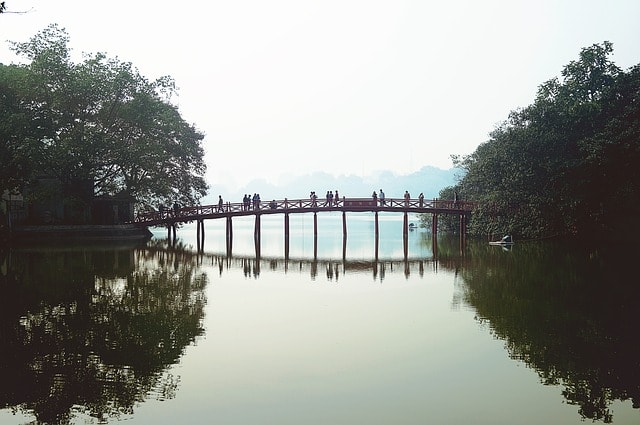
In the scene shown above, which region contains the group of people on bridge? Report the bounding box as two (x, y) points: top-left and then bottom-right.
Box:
(153, 189), (464, 220)
(241, 193), (262, 211)
(310, 190), (342, 207)
(157, 201), (181, 219)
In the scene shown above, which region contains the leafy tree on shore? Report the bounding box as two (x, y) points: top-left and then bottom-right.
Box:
(445, 42), (640, 240)
(1, 24), (208, 210)
(0, 64), (42, 198)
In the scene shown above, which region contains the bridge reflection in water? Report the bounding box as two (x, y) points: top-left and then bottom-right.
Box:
(145, 241), (467, 282)
(136, 197), (475, 256)
(201, 253), (452, 282)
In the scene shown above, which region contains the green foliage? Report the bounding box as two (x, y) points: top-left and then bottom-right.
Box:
(0, 64), (43, 194)
(448, 42), (640, 240)
(1, 24), (208, 209)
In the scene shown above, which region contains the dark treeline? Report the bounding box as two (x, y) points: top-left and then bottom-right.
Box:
(0, 24), (208, 211)
(442, 42), (640, 241)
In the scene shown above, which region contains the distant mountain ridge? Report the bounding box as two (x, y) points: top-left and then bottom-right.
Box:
(203, 166), (463, 205)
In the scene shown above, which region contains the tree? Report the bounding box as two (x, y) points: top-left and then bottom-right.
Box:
(447, 42), (639, 240)
(0, 64), (42, 197)
(5, 24), (208, 210)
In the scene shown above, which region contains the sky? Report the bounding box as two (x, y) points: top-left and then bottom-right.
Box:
(2, 0), (640, 192)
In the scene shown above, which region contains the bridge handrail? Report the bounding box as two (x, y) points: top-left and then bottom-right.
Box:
(133, 197), (476, 224)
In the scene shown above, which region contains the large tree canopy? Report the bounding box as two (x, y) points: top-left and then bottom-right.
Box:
(446, 42), (640, 241)
(1, 24), (208, 209)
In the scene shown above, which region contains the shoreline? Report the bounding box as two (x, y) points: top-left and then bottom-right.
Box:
(4, 224), (152, 244)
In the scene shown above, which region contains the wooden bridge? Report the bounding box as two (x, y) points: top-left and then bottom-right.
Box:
(133, 196), (475, 256)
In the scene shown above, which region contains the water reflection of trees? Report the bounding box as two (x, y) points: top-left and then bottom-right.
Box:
(0, 241), (207, 424)
(460, 240), (640, 423)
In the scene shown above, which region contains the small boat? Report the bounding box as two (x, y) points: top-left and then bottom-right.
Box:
(489, 235), (514, 246)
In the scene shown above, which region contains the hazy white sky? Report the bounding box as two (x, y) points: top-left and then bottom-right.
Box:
(2, 0), (640, 191)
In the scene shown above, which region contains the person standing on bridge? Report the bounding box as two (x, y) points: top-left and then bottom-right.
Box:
(379, 189), (385, 206)
(218, 195), (224, 212)
(419, 192), (424, 207)
(334, 190), (339, 206)
(404, 190), (411, 206)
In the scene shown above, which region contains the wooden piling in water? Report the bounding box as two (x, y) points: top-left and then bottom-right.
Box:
(225, 216), (232, 256)
(431, 212), (438, 236)
(313, 212), (318, 237)
(254, 213), (261, 255)
(342, 211), (347, 239)
(284, 213), (290, 259)
(403, 212), (409, 259)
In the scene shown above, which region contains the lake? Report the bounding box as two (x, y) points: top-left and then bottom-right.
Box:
(1, 212), (639, 424)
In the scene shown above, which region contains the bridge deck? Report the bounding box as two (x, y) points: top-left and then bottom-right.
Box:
(134, 197), (474, 227)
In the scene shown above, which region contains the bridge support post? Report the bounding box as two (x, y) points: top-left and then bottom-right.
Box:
(342, 211), (348, 260)
(431, 213), (438, 236)
(313, 212), (318, 237)
(374, 211), (379, 261)
(431, 213), (439, 260)
(342, 211), (347, 239)
(374, 211), (379, 240)
(254, 213), (261, 256)
(196, 221), (200, 249)
(284, 213), (290, 259)
(313, 212), (318, 259)
(403, 212), (408, 259)
(226, 217), (233, 256)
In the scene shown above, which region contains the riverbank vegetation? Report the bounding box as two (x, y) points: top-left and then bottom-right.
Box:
(441, 42), (640, 241)
(0, 25), (208, 210)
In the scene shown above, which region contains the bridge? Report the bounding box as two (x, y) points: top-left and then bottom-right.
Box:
(133, 196), (475, 256)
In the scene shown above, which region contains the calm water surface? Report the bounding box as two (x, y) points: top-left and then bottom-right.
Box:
(1, 213), (638, 424)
